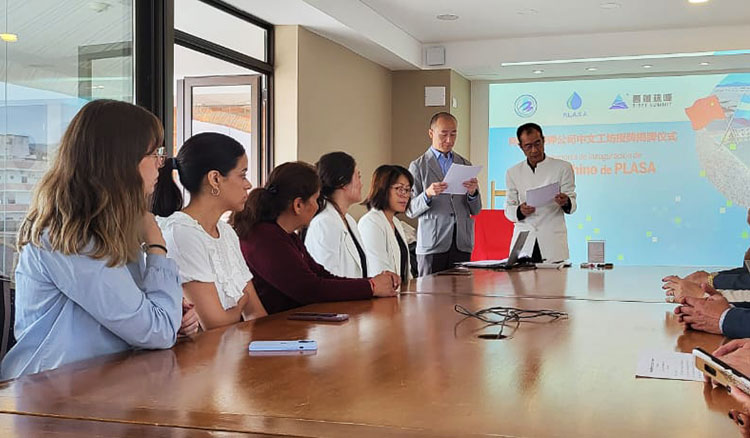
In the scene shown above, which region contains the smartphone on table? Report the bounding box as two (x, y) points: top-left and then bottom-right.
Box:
(287, 312), (349, 322)
(249, 340), (318, 352)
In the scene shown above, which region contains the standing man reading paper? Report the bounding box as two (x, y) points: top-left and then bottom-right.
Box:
(505, 123), (577, 262)
(408, 112), (482, 276)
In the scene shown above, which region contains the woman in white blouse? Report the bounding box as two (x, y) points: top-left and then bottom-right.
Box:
(359, 165), (413, 284)
(304, 152), (368, 278)
(152, 133), (267, 330)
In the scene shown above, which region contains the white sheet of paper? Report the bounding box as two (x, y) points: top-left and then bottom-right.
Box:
(525, 182), (560, 207)
(442, 164), (482, 195)
(635, 351), (703, 382)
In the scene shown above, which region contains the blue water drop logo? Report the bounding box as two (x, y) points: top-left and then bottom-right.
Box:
(567, 92), (582, 110)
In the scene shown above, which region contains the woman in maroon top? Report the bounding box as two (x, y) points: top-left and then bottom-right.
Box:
(231, 162), (399, 314)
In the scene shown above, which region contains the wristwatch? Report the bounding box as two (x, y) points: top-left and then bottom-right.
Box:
(707, 272), (716, 288)
(141, 242), (168, 254)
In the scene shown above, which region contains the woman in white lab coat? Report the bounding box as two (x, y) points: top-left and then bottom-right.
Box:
(304, 152), (369, 278)
(359, 165), (413, 284)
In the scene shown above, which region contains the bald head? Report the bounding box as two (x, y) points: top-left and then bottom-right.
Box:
(428, 112), (458, 153)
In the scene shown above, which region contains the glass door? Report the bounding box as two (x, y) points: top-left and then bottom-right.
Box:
(176, 75), (261, 187)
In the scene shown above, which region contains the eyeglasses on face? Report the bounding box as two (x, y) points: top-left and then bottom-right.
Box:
(520, 139), (543, 152)
(391, 185), (411, 195)
(149, 146), (167, 166)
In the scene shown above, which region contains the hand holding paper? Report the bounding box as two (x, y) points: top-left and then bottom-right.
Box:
(442, 164), (482, 195)
(526, 182), (560, 208)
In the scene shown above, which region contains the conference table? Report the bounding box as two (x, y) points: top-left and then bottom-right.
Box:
(0, 266), (742, 437)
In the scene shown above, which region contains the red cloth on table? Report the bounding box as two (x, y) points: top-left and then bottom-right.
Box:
(471, 210), (514, 261)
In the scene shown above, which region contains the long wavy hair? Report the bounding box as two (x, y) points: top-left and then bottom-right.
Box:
(17, 99), (164, 267)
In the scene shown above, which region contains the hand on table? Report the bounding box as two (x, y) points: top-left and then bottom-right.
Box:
(684, 270), (711, 285)
(674, 284), (729, 334)
(662, 275), (705, 302)
(178, 298), (200, 337)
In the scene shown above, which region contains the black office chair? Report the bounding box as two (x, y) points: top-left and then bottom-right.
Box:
(0, 276), (16, 361)
(408, 242), (418, 279)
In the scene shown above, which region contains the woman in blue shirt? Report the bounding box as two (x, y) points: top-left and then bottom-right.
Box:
(1, 100), (184, 379)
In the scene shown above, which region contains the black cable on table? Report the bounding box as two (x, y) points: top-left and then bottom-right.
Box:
(454, 304), (569, 339)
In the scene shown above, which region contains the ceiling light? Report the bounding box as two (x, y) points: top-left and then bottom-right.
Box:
(436, 14), (459, 21)
(688, 0), (709, 3)
(600, 2), (621, 9)
(699, 61), (710, 65)
(0, 33), (18, 43)
(517, 8), (539, 15)
(500, 50), (750, 67)
(586, 67), (598, 72)
(533, 69), (544, 74)
(642, 64), (653, 69)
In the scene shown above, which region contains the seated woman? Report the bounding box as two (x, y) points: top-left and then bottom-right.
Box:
(305, 152), (368, 278)
(152, 132), (267, 330)
(358, 165), (413, 286)
(1, 100), (183, 379)
(231, 162), (399, 314)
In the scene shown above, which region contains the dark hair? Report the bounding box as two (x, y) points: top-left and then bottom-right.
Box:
(151, 132), (245, 217)
(363, 165), (414, 212)
(231, 161), (320, 239)
(315, 151), (356, 214)
(429, 111), (457, 128)
(516, 122), (544, 142)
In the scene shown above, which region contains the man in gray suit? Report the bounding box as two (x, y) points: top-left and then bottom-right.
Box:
(407, 112), (482, 276)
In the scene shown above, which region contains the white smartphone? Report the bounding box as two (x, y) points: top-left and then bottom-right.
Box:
(693, 347), (750, 394)
(248, 340), (318, 352)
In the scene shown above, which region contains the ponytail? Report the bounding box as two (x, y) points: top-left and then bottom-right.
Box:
(231, 162), (320, 239)
(314, 151), (356, 216)
(150, 132), (245, 217)
(151, 157), (183, 217)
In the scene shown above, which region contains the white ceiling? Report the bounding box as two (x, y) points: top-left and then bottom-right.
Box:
(360, 0), (750, 43)
(232, 0), (750, 80)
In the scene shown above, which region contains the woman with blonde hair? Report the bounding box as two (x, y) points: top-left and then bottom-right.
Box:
(1, 100), (185, 379)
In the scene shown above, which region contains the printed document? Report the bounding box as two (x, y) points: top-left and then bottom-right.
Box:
(442, 164), (482, 195)
(635, 351), (703, 382)
(526, 182), (560, 207)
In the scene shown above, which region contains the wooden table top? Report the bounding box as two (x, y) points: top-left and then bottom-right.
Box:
(0, 412), (273, 438)
(406, 265), (712, 302)
(0, 269), (742, 438)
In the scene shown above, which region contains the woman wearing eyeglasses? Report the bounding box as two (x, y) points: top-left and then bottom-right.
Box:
(151, 132), (267, 331)
(358, 165), (414, 286)
(1, 100), (183, 379)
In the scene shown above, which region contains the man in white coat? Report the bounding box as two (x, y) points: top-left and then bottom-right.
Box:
(504, 122), (577, 263)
